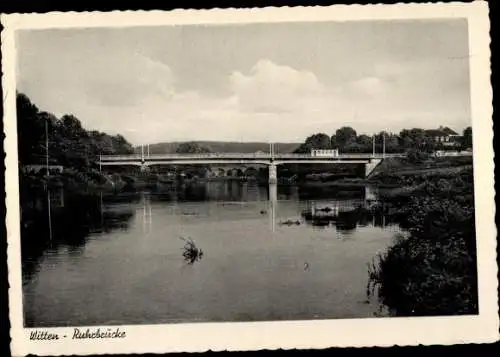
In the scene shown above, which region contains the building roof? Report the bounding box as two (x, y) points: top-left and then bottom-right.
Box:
(425, 126), (459, 137)
(441, 126), (459, 135)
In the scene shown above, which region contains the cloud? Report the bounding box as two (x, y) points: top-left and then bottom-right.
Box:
(18, 52), (469, 145)
(81, 53), (175, 107)
(346, 76), (388, 98)
(16, 23), (471, 145)
(18, 47), (175, 110)
(229, 59), (326, 114)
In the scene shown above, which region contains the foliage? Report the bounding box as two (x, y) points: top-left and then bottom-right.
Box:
(294, 133), (331, 153)
(406, 148), (430, 164)
(17, 92), (136, 208)
(293, 125), (471, 155)
(368, 168), (478, 316)
(17, 92), (135, 170)
(462, 126), (473, 149)
(334, 126), (357, 148)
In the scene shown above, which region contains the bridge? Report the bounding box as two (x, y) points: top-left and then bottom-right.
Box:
(98, 148), (405, 182)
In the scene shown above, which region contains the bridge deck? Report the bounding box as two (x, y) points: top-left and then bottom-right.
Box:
(99, 153), (404, 162)
(98, 159), (379, 166)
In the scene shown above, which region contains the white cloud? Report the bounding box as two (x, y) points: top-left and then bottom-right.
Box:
(18, 53), (469, 144)
(346, 76), (388, 98)
(18, 48), (175, 111)
(229, 59), (326, 114)
(17, 23), (471, 145)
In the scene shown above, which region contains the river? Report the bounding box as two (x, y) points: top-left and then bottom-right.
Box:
(22, 181), (400, 327)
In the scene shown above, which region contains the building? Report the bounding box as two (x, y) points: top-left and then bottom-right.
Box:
(310, 149), (339, 157)
(424, 126), (461, 147)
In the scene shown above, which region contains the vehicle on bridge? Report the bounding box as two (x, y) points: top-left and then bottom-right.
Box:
(310, 149), (339, 157)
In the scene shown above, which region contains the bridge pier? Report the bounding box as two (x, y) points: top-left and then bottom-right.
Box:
(269, 163), (277, 184)
(365, 159), (382, 178)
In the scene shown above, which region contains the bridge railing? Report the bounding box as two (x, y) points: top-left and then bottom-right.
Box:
(98, 152), (407, 161)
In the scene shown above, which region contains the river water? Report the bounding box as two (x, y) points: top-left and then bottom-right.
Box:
(22, 181), (400, 327)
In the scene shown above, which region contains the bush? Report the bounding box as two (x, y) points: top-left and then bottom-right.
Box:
(368, 168), (478, 316)
(407, 149), (430, 164)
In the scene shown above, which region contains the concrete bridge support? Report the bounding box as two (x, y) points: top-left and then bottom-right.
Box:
(365, 159), (382, 178)
(269, 164), (278, 184)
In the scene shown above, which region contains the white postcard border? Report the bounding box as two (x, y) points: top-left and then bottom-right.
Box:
(2, 2), (498, 356)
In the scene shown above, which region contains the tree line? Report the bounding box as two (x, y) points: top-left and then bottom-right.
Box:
(294, 126), (473, 154)
(17, 92), (135, 170)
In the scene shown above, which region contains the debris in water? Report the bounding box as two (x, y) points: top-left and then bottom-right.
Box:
(279, 219), (301, 226)
(179, 237), (204, 264)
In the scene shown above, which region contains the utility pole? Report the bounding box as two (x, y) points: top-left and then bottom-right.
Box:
(147, 144), (150, 158)
(383, 132), (386, 158)
(45, 119), (52, 241)
(45, 120), (49, 175)
(372, 134), (375, 157)
(141, 144), (144, 161)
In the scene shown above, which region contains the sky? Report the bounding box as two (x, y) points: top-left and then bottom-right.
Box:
(16, 19), (471, 145)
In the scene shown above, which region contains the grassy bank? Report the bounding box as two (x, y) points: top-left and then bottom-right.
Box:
(369, 155), (472, 177)
(367, 167), (477, 316)
(294, 156), (473, 189)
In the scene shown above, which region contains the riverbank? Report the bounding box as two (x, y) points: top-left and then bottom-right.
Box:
(296, 156), (473, 189)
(366, 166), (477, 316)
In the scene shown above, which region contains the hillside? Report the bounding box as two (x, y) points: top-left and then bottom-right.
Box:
(135, 141), (301, 154)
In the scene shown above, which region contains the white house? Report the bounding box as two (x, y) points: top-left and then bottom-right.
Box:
(310, 149), (339, 157)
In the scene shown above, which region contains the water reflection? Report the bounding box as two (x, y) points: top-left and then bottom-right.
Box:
(21, 192), (136, 285)
(142, 193), (153, 234)
(136, 181), (394, 236)
(301, 201), (397, 233)
(22, 180), (401, 326)
(269, 183), (278, 233)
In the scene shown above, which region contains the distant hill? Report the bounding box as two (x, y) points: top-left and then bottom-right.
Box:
(135, 141), (301, 154)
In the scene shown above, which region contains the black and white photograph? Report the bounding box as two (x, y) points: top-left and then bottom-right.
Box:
(3, 2), (497, 355)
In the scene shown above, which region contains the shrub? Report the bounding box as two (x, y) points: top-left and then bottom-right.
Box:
(368, 168), (478, 316)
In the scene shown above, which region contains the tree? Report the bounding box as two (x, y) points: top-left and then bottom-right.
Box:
(398, 130), (414, 149)
(356, 134), (373, 153)
(374, 131), (401, 153)
(17, 93), (43, 164)
(335, 127), (357, 148)
(407, 148), (430, 163)
(294, 133), (331, 153)
(399, 128), (426, 150)
(462, 126), (472, 149)
(330, 135), (338, 149)
(16, 92), (135, 170)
